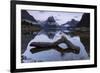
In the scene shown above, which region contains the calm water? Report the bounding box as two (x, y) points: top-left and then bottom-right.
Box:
(21, 29), (89, 63)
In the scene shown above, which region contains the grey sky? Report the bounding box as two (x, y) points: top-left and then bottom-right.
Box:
(28, 10), (83, 25)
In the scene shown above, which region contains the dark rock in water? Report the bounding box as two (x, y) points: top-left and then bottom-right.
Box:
(30, 36), (80, 55)
(21, 10), (37, 22)
(30, 42), (54, 48)
(77, 13), (90, 27)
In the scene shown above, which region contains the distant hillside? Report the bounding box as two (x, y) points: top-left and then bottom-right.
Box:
(21, 20), (41, 34)
(77, 13), (90, 27)
(62, 19), (79, 27)
(21, 10), (37, 22)
(21, 10), (42, 34)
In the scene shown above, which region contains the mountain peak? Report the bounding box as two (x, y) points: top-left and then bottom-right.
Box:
(72, 19), (76, 22)
(62, 19), (79, 27)
(46, 16), (56, 22)
(67, 19), (78, 24)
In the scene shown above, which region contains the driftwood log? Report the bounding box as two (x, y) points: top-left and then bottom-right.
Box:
(30, 36), (80, 56)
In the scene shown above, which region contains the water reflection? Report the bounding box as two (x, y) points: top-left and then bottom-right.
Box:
(22, 28), (89, 63)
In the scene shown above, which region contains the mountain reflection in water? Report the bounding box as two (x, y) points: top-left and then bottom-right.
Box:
(22, 29), (89, 63)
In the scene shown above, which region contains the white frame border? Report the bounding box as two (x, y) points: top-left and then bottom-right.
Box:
(16, 4), (95, 69)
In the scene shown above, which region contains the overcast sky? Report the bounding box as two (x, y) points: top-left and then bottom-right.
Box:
(28, 10), (83, 25)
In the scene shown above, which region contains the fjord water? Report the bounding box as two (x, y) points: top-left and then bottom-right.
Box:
(22, 29), (89, 63)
